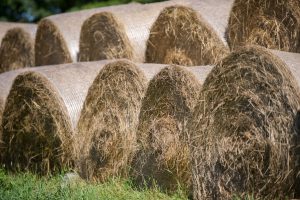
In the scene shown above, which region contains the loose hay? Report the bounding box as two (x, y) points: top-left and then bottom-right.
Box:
(226, 0), (300, 52)
(0, 23), (36, 73)
(146, 4), (230, 66)
(76, 60), (165, 182)
(131, 65), (212, 194)
(35, 3), (140, 66)
(1, 61), (108, 174)
(79, 1), (181, 63)
(189, 46), (300, 199)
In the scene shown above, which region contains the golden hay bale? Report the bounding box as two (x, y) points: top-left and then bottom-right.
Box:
(1, 61), (108, 174)
(0, 68), (29, 161)
(0, 23), (36, 73)
(35, 3), (140, 66)
(146, 0), (234, 66)
(79, 1), (182, 63)
(0, 69), (29, 129)
(0, 22), (36, 45)
(131, 65), (212, 194)
(76, 60), (165, 182)
(189, 46), (300, 199)
(226, 0), (300, 52)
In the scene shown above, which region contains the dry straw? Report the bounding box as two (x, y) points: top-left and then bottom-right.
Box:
(146, 0), (234, 66)
(227, 0), (300, 52)
(35, 3), (142, 66)
(79, 1), (184, 63)
(76, 60), (165, 182)
(131, 65), (212, 194)
(1, 61), (108, 174)
(0, 23), (36, 73)
(189, 46), (300, 199)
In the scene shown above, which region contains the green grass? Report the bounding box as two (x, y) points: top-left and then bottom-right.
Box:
(0, 169), (187, 200)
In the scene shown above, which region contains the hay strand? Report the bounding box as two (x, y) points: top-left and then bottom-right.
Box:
(131, 65), (212, 194)
(189, 46), (300, 199)
(226, 0), (300, 52)
(1, 61), (108, 174)
(76, 60), (165, 182)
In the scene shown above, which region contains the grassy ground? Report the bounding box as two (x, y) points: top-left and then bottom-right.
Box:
(0, 169), (187, 200)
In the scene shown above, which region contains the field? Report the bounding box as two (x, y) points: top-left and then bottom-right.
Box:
(0, 168), (187, 200)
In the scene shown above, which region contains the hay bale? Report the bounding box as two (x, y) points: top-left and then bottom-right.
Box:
(79, 1), (183, 63)
(35, 3), (141, 66)
(0, 23), (36, 73)
(76, 60), (165, 182)
(146, 0), (234, 66)
(0, 68), (29, 128)
(131, 65), (212, 194)
(1, 61), (109, 174)
(0, 22), (36, 45)
(0, 68), (29, 161)
(189, 45), (300, 199)
(226, 0), (300, 52)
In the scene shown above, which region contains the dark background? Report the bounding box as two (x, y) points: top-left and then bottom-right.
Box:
(0, 0), (162, 22)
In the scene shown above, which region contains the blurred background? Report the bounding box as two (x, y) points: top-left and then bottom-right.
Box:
(0, 0), (162, 22)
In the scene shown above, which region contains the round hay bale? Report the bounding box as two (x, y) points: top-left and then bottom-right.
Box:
(1, 61), (108, 174)
(226, 0), (300, 52)
(0, 22), (36, 46)
(189, 46), (300, 199)
(131, 65), (212, 194)
(0, 68), (29, 162)
(0, 28), (35, 73)
(79, 1), (182, 63)
(76, 60), (165, 182)
(146, 0), (233, 66)
(0, 23), (36, 73)
(35, 3), (140, 66)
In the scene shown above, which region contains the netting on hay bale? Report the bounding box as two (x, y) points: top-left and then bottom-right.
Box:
(79, 1), (183, 63)
(0, 23), (36, 73)
(189, 45), (300, 199)
(35, 3), (141, 66)
(76, 60), (166, 182)
(1, 61), (109, 174)
(146, 0), (234, 66)
(131, 65), (213, 195)
(226, 0), (300, 52)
